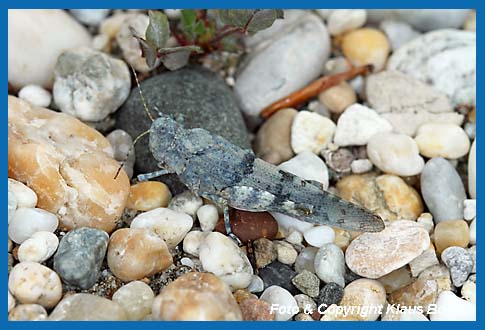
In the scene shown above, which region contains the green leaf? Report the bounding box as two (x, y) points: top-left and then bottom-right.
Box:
(146, 10), (170, 49)
(180, 9), (197, 40)
(161, 50), (191, 71)
(130, 27), (160, 69)
(246, 9), (284, 34)
(157, 45), (203, 55)
(218, 10), (254, 28)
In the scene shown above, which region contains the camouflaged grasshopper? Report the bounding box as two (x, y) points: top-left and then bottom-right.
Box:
(132, 73), (384, 244)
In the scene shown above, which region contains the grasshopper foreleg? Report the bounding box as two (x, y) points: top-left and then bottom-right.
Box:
(137, 163), (174, 181)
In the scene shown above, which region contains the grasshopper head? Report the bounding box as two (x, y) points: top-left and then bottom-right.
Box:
(149, 116), (180, 160)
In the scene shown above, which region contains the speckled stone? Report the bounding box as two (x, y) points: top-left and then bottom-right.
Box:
(291, 270), (320, 298)
(116, 66), (250, 193)
(259, 261), (298, 294)
(317, 282), (344, 311)
(53, 227), (109, 289)
(441, 247), (474, 287)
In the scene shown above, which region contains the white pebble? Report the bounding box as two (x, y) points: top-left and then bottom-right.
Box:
(260, 286), (298, 321)
(18, 84), (52, 107)
(430, 291), (476, 321)
(367, 132), (425, 176)
(314, 243), (345, 287)
(351, 159), (373, 174)
(8, 208), (58, 244)
(469, 219), (476, 245)
(8, 291), (15, 313)
(18, 231), (58, 263)
(272, 213), (314, 236)
(70, 9), (110, 26)
(182, 231), (209, 257)
(112, 281), (154, 320)
(8, 190), (17, 224)
(130, 207), (193, 248)
(334, 104), (393, 146)
(163, 9), (181, 19)
(291, 111), (336, 154)
(275, 241), (298, 265)
(461, 279), (476, 304)
(180, 257), (195, 268)
(168, 191), (203, 219)
(380, 20), (420, 50)
(327, 9), (367, 36)
(278, 151), (329, 189)
(197, 204), (219, 232)
(8, 179), (37, 208)
(8, 262), (62, 309)
(415, 123), (470, 159)
(247, 275), (264, 293)
(106, 129), (135, 179)
(285, 229), (303, 245)
(417, 213), (434, 234)
(464, 199), (476, 221)
(199, 232), (253, 290)
(304, 226), (335, 248)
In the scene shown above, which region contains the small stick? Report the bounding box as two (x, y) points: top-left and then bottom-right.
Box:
(260, 64), (374, 119)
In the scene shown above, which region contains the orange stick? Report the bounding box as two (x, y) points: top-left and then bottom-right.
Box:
(260, 64), (373, 119)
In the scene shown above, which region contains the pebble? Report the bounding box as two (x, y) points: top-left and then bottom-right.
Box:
(318, 82), (356, 114)
(294, 294), (317, 314)
(286, 229), (303, 246)
(468, 139), (476, 198)
(8, 262), (62, 309)
(430, 291), (476, 321)
(53, 48), (131, 122)
(461, 280), (476, 304)
(260, 286), (298, 321)
(182, 231), (209, 257)
(346, 221), (430, 278)
(417, 213), (435, 234)
(463, 199), (476, 221)
(153, 272), (242, 320)
(333, 104), (393, 146)
(116, 14), (153, 72)
(314, 243), (345, 287)
(234, 11), (330, 119)
(259, 261), (298, 294)
(418, 265), (453, 294)
(105, 129), (135, 178)
(464, 10), (476, 31)
(168, 191), (203, 219)
(112, 281), (154, 320)
(275, 241), (298, 265)
(290, 111), (336, 154)
(107, 228), (173, 281)
(215, 209), (278, 244)
(247, 275), (264, 293)
(199, 232), (253, 290)
(341, 28), (390, 72)
(388, 30), (476, 108)
(303, 226), (335, 248)
(8, 208), (58, 244)
(53, 227), (108, 289)
(8, 9), (91, 89)
(126, 182), (172, 211)
(332, 228), (352, 252)
(327, 10), (367, 36)
(197, 204), (219, 232)
(421, 157), (467, 223)
(8, 291), (15, 313)
(377, 267), (414, 294)
(408, 248), (439, 277)
(18, 231), (58, 263)
(237, 292), (275, 321)
(8, 96), (130, 233)
(295, 247), (318, 273)
(326, 279), (386, 321)
(8, 179), (38, 208)
(367, 132), (424, 176)
(415, 123), (470, 159)
(379, 20), (420, 50)
(337, 174), (423, 221)
(117, 67), (250, 181)
(49, 293), (127, 320)
(278, 151), (329, 189)
(291, 270), (320, 298)
(70, 9), (110, 26)
(9, 304), (48, 321)
(254, 108), (297, 164)
(389, 279), (438, 311)
(350, 159), (373, 174)
(469, 219), (476, 245)
(253, 238), (277, 269)
(434, 220), (470, 254)
(317, 282), (344, 311)
(8, 190), (17, 224)
(130, 207), (193, 248)
(18, 85), (52, 108)
(441, 247), (474, 287)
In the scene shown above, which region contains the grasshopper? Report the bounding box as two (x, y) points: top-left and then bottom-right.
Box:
(131, 71), (384, 244)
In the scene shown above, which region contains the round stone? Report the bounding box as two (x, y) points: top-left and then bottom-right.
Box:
(345, 220), (430, 278)
(106, 129), (135, 179)
(303, 226), (335, 248)
(107, 228), (173, 281)
(8, 262), (62, 309)
(8, 179), (37, 208)
(168, 191), (203, 219)
(278, 151), (329, 189)
(295, 247), (318, 273)
(69, 9), (110, 26)
(8, 304), (48, 321)
(260, 286), (298, 321)
(8, 190), (17, 224)
(182, 230), (209, 257)
(8, 207), (58, 244)
(247, 275), (264, 293)
(126, 181), (172, 211)
(18, 84), (52, 108)
(275, 241), (298, 265)
(430, 291), (475, 321)
(112, 281), (154, 320)
(53, 227), (108, 289)
(434, 220), (470, 254)
(18, 231), (59, 263)
(314, 243), (345, 287)
(367, 132), (424, 176)
(291, 111), (336, 154)
(49, 293), (127, 320)
(152, 272), (242, 320)
(341, 28), (390, 71)
(318, 82), (356, 114)
(415, 123), (470, 159)
(197, 204), (219, 232)
(327, 9), (367, 36)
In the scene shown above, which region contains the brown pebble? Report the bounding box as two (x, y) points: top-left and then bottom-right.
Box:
(318, 81), (356, 114)
(389, 279), (438, 311)
(238, 296), (275, 321)
(253, 238), (277, 269)
(215, 209), (278, 243)
(434, 220), (470, 254)
(126, 181), (172, 211)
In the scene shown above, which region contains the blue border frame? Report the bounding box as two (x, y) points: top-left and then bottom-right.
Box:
(3, 1), (481, 329)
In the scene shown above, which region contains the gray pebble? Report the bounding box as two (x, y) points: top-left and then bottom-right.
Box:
(468, 245), (476, 274)
(53, 227), (109, 289)
(259, 261), (298, 295)
(421, 158), (467, 223)
(441, 246), (474, 287)
(379, 20), (420, 50)
(317, 282), (344, 311)
(295, 247), (318, 273)
(292, 270), (320, 298)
